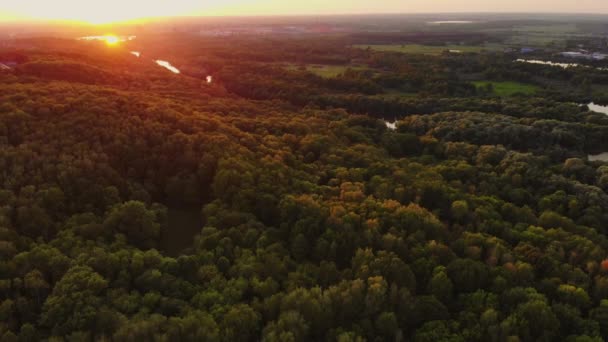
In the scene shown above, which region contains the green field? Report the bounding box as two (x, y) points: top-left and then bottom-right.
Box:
(379, 89), (420, 99)
(285, 64), (370, 78)
(473, 81), (539, 96)
(354, 44), (503, 55)
(512, 23), (580, 34)
(505, 23), (586, 47)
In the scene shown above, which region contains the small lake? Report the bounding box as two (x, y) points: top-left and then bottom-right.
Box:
(161, 207), (202, 256)
(385, 120), (397, 130)
(587, 102), (608, 115)
(156, 60), (180, 74)
(586, 103), (608, 161)
(589, 152), (608, 162)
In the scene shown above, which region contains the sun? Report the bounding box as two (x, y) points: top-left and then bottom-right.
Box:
(104, 35), (120, 46)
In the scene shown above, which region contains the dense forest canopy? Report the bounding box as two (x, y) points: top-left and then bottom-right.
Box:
(2, 15), (608, 341)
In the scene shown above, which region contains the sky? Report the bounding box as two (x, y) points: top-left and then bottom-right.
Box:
(1, 0), (608, 23)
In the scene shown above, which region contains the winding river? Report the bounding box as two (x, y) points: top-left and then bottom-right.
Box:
(78, 35), (136, 42)
(516, 59), (581, 69)
(77, 34), (215, 83)
(587, 102), (608, 115)
(385, 120), (397, 130)
(589, 153), (608, 162)
(517, 59), (608, 71)
(155, 60), (181, 74)
(585, 103), (608, 161)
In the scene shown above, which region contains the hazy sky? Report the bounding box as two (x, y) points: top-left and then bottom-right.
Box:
(2, 0), (608, 23)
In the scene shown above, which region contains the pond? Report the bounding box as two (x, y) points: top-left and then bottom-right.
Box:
(579, 103), (608, 162)
(385, 120), (397, 130)
(586, 102), (608, 115)
(161, 207), (203, 256)
(589, 152), (608, 162)
(156, 60), (180, 74)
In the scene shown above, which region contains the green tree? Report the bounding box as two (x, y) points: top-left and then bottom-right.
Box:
(221, 304), (261, 341)
(447, 259), (489, 293)
(414, 320), (464, 342)
(375, 311), (399, 339)
(262, 311), (309, 342)
(41, 265), (108, 335)
(428, 269), (453, 304)
(591, 300), (608, 340)
(103, 201), (161, 249)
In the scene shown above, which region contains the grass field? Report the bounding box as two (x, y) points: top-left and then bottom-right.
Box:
(380, 89), (420, 99)
(512, 24), (579, 34)
(505, 23), (585, 47)
(353, 44), (503, 55)
(473, 81), (539, 96)
(285, 64), (371, 78)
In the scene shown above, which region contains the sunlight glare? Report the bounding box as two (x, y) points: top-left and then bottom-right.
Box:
(104, 35), (119, 46)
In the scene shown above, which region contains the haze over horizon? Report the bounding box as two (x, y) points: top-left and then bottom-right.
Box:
(2, 0), (608, 24)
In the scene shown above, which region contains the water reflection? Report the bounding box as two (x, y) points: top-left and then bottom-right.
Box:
(587, 102), (608, 115)
(516, 59), (580, 69)
(131, 51), (141, 58)
(156, 60), (180, 74)
(385, 120), (397, 130)
(78, 35), (136, 42)
(517, 59), (608, 72)
(589, 152), (608, 162)
(206, 76), (213, 84)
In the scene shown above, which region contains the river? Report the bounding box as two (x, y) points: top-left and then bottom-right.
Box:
(589, 153), (608, 162)
(155, 60), (181, 74)
(586, 103), (608, 161)
(517, 59), (608, 71)
(587, 102), (608, 115)
(385, 120), (397, 130)
(516, 59), (581, 69)
(78, 36), (215, 82)
(78, 35), (136, 42)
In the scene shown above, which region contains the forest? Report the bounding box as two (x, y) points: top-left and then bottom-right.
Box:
(2, 16), (608, 341)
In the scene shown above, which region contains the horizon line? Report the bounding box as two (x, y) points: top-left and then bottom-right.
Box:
(2, 10), (608, 26)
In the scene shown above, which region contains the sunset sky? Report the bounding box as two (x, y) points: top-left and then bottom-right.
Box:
(2, 0), (608, 23)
